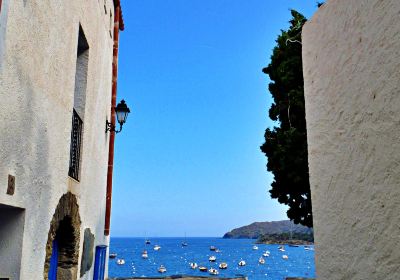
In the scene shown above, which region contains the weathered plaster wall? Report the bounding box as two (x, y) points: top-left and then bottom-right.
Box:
(0, 0), (116, 279)
(302, 0), (400, 279)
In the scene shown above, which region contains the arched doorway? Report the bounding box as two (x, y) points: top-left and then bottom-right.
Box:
(43, 192), (81, 280)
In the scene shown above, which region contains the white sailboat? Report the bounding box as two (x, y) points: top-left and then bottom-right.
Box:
(209, 268), (219, 275)
(158, 265), (167, 273)
(219, 262), (228, 269)
(189, 262), (198, 269)
(141, 250), (148, 259)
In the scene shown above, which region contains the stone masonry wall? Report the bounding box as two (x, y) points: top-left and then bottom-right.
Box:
(302, 0), (400, 279)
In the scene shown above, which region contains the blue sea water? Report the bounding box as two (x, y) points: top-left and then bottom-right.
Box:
(109, 238), (315, 280)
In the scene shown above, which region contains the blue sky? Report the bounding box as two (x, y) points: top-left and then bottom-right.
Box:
(111, 0), (318, 237)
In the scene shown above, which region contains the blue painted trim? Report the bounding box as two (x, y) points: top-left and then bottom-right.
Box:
(48, 239), (58, 280)
(93, 245), (108, 280)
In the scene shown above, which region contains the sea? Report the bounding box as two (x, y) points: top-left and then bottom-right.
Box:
(108, 237), (315, 280)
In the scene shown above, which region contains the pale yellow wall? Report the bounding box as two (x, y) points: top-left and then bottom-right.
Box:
(303, 0), (400, 279)
(0, 0), (116, 279)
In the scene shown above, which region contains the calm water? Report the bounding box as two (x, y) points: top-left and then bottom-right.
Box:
(109, 238), (315, 279)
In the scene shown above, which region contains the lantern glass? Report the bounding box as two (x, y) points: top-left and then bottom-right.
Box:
(116, 110), (128, 124)
(114, 99), (130, 125)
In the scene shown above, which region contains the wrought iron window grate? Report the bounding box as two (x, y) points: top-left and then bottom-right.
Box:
(68, 109), (83, 181)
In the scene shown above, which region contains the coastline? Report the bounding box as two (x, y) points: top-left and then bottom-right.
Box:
(111, 277), (247, 280)
(255, 240), (314, 245)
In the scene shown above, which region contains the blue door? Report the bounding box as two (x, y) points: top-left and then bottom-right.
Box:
(93, 245), (107, 280)
(48, 239), (58, 280)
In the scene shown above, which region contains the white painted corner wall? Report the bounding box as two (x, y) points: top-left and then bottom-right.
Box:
(302, 0), (400, 279)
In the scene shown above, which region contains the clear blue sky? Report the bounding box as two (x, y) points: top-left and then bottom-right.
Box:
(111, 0), (318, 237)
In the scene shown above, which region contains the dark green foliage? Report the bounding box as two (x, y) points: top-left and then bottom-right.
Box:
(260, 10), (313, 227)
(258, 232), (314, 243)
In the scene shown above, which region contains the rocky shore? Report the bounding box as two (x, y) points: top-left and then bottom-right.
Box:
(255, 239), (313, 245)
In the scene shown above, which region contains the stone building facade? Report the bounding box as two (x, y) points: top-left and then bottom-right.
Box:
(0, 0), (124, 279)
(302, 0), (400, 279)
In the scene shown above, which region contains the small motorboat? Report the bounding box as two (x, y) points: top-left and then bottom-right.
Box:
(199, 266), (208, 272)
(209, 255), (216, 262)
(158, 265), (167, 273)
(304, 246), (311, 251)
(145, 239), (151, 245)
(238, 260), (246, 266)
(154, 245), (161, 251)
(142, 250), (148, 259)
(263, 251), (270, 257)
(189, 262), (198, 269)
(116, 259), (125, 265)
(210, 246), (217, 251)
(109, 253), (117, 259)
(259, 257), (265, 264)
(182, 242), (188, 247)
(282, 255), (289, 260)
(278, 245), (285, 252)
(252, 245), (259, 250)
(219, 262), (228, 269)
(215, 249), (221, 253)
(209, 268), (219, 275)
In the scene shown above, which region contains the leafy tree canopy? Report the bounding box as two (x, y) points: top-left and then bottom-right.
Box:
(260, 10), (312, 227)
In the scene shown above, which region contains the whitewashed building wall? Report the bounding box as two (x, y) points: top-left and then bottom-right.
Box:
(302, 0), (400, 279)
(0, 0), (117, 279)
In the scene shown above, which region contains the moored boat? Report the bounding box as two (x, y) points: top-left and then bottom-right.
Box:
(154, 245), (161, 251)
(209, 268), (219, 275)
(219, 262), (228, 269)
(263, 251), (270, 257)
(189, 262), (198, 269)
(238, 260), (246, 266)
(209, 255), (216, 262)
(252, 245), (259, 250)
(141, 250), (148, 259)
(117, 259), (125, 265)
(282, 255), (289, 260)
(145, 239), (151, 245)
(158, 265), (167, 273)
(210, 246), (217, 251)
(109, 253), (117, 259)
(199, 266), (208, 272)
(259, 257), (265, 264)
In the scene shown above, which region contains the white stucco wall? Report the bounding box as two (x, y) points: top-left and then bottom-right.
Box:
(302, 0), (400, 279)
(0, 0), (117, 279)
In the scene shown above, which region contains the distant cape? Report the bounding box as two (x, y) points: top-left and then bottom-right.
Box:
(223, 220), (313, 239)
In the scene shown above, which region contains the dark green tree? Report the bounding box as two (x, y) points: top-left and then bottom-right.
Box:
(260, 10), (312, 227)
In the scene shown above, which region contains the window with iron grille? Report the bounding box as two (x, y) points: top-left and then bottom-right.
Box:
(68, 25), (89, 181)
(68, 109), (83, 181)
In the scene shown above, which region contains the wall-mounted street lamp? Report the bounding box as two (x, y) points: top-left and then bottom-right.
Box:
(106, 99), (131, 133)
